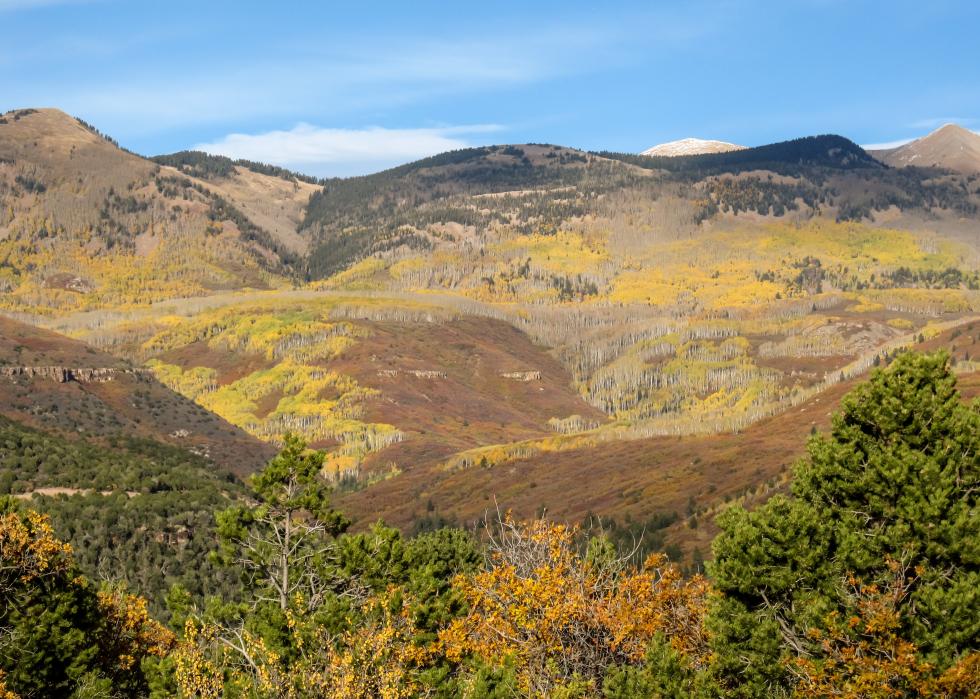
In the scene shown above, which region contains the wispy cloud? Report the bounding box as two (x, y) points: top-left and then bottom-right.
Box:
(861, 137), (915, 150)
(194, 123), (505, 177)
(33, 34), (575, 133)
(6, 5), (706, 138)
(908, 116), (977, 130)
(0, 0), (95, 11)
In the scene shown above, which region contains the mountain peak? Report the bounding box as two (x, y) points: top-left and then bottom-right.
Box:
(931, 123), (972, 136)
(0, 107), (120, 155)
(872, 123), (980, 172)
(640, 137), (746, 157)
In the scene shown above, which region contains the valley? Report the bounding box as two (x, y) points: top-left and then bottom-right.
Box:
(3, 106), (980, 549)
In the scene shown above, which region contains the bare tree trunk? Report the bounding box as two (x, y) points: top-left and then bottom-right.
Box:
(280, 510), (290, 610)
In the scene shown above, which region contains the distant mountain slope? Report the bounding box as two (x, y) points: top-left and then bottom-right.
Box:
(871, 124), (980, 173)
(610, 134), (883, 174)
(337, 321), (980, 544)
(150, 150), (322, 256)
(0, 108), (307, 313)
(300, 144), (645, 277)
(298, 136), (885, 280)
(298, 133), (980, 285)
(641, 137), (745, 157)
(0, 313), (274, 475)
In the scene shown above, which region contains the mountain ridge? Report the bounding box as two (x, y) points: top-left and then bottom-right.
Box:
(870, 123), (980, 172)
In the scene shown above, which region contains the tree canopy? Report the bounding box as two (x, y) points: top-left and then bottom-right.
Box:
(709, 351), (980, 696)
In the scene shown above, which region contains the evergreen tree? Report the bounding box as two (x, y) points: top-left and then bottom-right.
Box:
(215, 434), (350, 611)
(708, 351), (980, 697)
(0, 502), (173, 698)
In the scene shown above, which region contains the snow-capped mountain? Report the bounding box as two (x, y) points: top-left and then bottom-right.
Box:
(640, 138), (746, 157)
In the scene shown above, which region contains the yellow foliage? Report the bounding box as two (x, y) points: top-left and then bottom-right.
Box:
(174, 593), (431, 699)
(0, 672), (16, 699)
(0, 221), (287, 315)
(791, 563), (980, 698)
(96, 589), (176, 672)
(146, 360), (217, 399)
(440, 515), (710, 696)
(141, 306), (364, 361)
(0, 509), (73, 591)
(173, 619), (224, 699)
(314, 255), (390, 290)
(491, 230), (608, 276)
(886, 318), (915, 330)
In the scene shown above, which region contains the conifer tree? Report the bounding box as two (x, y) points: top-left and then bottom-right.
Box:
(215, 434), (350, 611)
(708, 351), (980, 697)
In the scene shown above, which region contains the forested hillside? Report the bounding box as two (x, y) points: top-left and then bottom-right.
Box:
(0, 416), (245, 615)
(0, 109), (305, 314)
(0, 314), (274, 474)
(1, 352), (977, 697)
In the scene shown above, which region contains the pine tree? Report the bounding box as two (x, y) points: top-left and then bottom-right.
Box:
(707, 351), (980, 697)
(215, 434), (350, 611)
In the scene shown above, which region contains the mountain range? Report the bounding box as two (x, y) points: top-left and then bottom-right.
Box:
(2, 106), (980, 553)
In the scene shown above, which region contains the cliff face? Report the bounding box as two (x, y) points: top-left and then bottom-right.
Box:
(0, 366), (151, 383)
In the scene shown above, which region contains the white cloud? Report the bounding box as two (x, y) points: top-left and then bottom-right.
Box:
(861, 137), (915, 151)
(193, 123), (505, 177)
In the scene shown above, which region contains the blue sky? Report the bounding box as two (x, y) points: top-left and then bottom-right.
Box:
(1, 0), (978, 176)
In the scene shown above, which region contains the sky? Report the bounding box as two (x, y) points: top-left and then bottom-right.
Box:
(1, 0), (978, 177)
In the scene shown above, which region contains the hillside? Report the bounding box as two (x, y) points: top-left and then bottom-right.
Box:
(299, 143), (641, 277)
(150, 150), (322, 257)
(640, 137), (746, 157)
(0, 313), (274, 475)
(4, 109), (980, 549)
(0, 413), (248, 616)
(29, 292), (605, 484)
(0, 108), (310, 314)
(0, 313), (276, 614)
(337, 321), (980, 549)
(300, 134), (977, 281)
(871, 123), (980, 173)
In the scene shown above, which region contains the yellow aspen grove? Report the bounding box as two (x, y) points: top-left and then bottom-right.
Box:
(439, 515), (710, 696)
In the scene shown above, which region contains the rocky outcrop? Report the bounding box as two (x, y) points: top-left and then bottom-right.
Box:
(376, 368), (448, 379)
(501, 370), (541, 382)
(0, 366), (152, 383)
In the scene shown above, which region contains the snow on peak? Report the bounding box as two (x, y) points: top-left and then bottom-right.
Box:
(640, 138), (746, 157)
